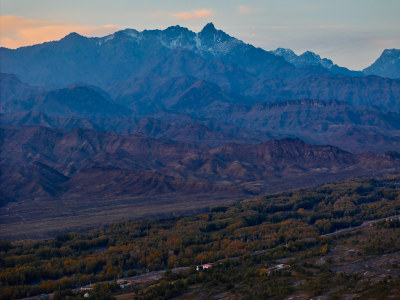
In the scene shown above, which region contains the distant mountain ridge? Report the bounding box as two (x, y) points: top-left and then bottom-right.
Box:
(271, 48), (362, 76)
(271, 47), (400, 79)
(2, 23), (397, 84)
(1, 24), (400, 113)
(2, 72), (400, 153)
(0, 23), (293, 88)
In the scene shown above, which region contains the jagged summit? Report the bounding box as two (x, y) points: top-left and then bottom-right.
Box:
(272, 48), (334, 69)
(165, 25), (191, 33)
(199, 22), (229, 40)
(201, 23), (216, 33)
(301, 51), (320, 59)
(378, 49), (400, 58)
(162, 25), (195, 39)
(363, 48), (400, 79)
(96, 23), (235, 53)
(299, 51), (333, 68)
(61, 32), (85, 41)
(197, 23), (236, 53)
(104, 28), (142, 40)
(159, 25), (196, 50)
(273, 48), (297, 61)
(118, 28), (141, 36)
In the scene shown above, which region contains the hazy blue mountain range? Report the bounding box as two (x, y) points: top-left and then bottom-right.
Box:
(0, 23), (295, 89)
(1, 24), (400, 110)
(2, 68), (400, 153)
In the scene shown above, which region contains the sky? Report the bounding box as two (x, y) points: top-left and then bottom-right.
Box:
(1, 0), (399, 70)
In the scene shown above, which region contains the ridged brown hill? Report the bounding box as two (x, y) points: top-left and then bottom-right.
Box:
(1, 126), (399, 206)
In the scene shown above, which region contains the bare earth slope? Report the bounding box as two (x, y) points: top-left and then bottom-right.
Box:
(1, 125), (400, 240)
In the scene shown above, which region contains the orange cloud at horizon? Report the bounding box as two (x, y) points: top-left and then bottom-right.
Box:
(0, 15), (120, 49)
(172, 9), (213, 20)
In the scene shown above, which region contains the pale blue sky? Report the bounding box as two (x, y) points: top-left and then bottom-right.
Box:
(1, 0), (399, 70)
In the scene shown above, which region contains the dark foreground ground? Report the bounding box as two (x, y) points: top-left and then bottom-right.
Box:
(1, 175), (400, 299)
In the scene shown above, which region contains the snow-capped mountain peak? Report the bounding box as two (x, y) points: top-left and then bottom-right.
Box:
(363, 48), (400, 79)
(196, 23), (241, 55)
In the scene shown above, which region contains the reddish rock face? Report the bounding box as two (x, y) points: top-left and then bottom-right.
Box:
(1, 125), (399, 206)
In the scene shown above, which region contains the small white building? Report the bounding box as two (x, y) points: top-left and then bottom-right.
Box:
(196, 264), (213, 271)
(266, 264), (290, 275)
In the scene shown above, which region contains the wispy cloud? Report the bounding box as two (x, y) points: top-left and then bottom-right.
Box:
(237, 5), (253, 15)
(372, 38), (398, 46)
(0, 15), (119, 49)
(318, 25), (353, 30)
(171, 9), (213, 20)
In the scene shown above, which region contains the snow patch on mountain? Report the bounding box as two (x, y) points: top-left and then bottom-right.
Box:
(272, 48), (334, 69)
(123, 29), (143, 40)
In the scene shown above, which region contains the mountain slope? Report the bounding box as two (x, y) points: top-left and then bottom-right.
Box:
(0, 162), (69, 206)
(0, 73), (40, 104)
(1, 126), (399, 206)
(363, 49), (400, 79)
(107, 75), (242, 114)
(1, 84), (132, 118)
